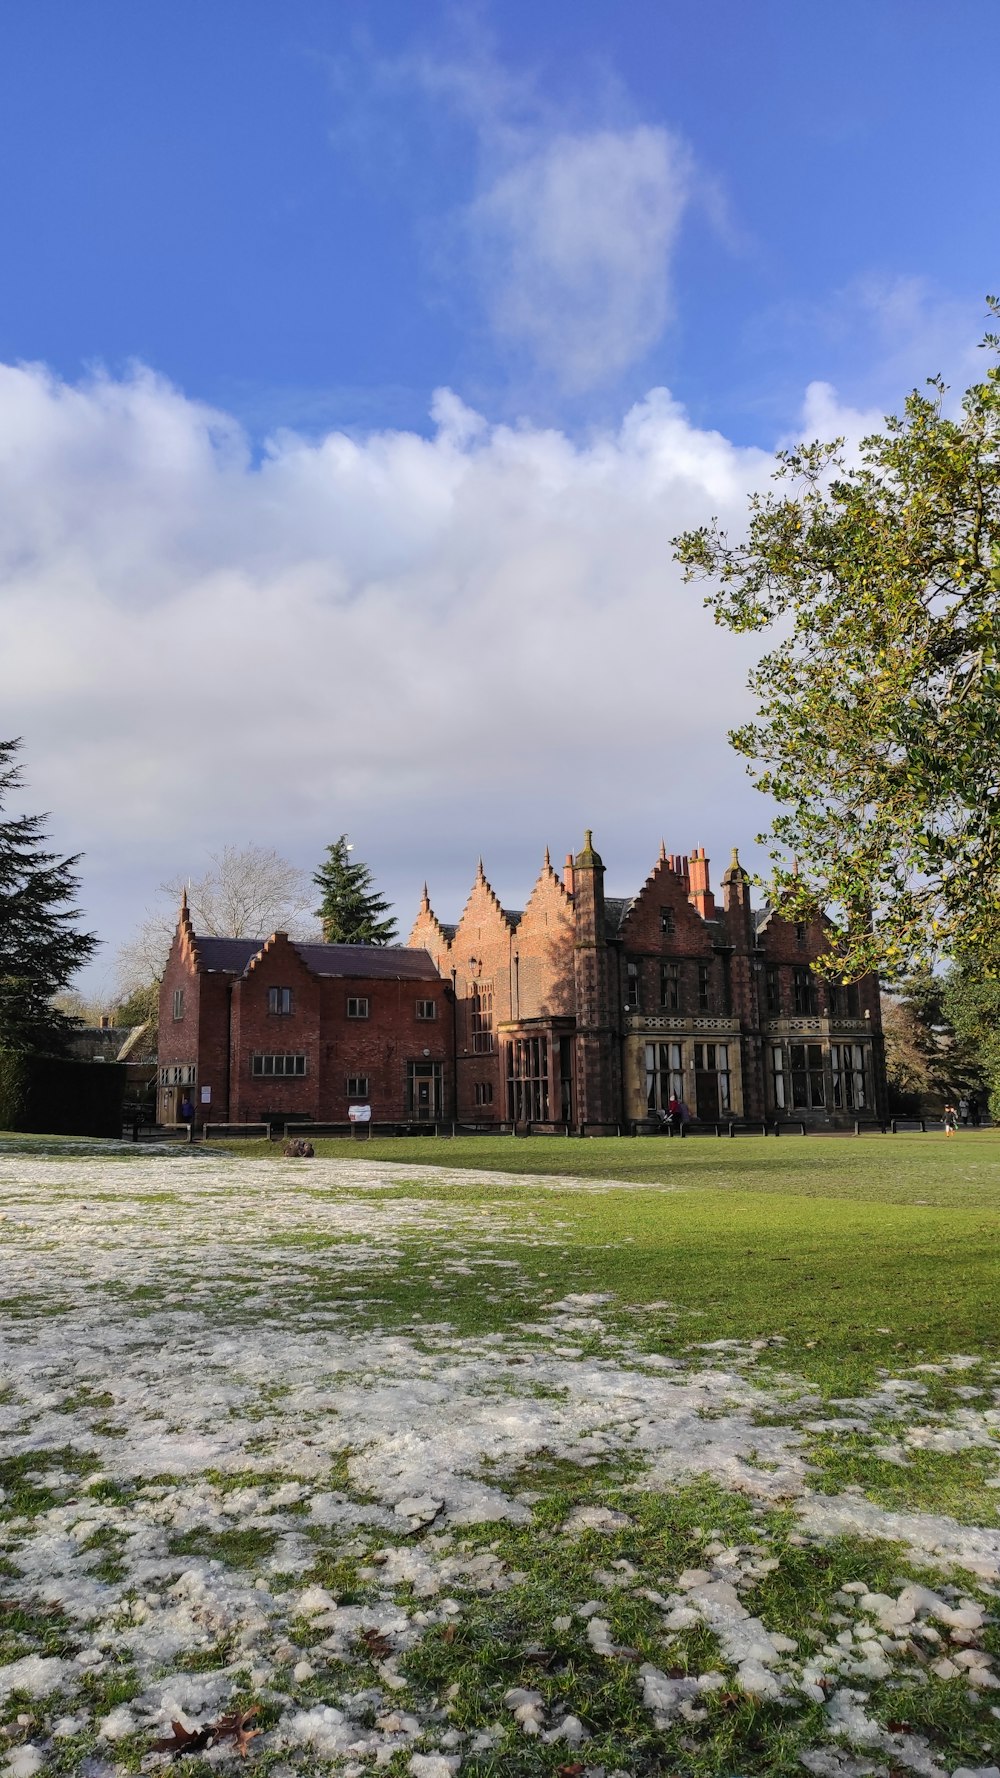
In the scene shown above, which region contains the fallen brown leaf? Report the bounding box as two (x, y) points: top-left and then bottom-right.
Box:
(150, 1707), (261, 1760)
(150, 1720), (211, 1755)
(887, 1721), (912, 1735)
(213, 1707), (261, 1756)
(557, 1765), (585, 1777)
(442, 1623), (456, 1644)
(359, 1627), (394, 1660)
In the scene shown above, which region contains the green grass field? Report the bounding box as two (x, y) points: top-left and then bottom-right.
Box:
(213, 1130), (1000, 1394)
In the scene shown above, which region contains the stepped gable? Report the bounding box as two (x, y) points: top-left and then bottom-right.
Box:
(193, 935), (266, 974)
(510, 847), (576, 1019)
(455, 857), (521, 938)
(175, 888), (206, 970)
(407, 883), (455, 971)
(617, 846), (716, 952)
(520, 845), (573, 921)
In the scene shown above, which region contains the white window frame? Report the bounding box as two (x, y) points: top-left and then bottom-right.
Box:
(347, 997), (369, 1019)
(251, 1053), (307, 1078)
(832, 1042), (867, 1109)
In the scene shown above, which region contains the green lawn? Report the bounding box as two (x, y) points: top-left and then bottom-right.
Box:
(218, 1125), (1000, 1207)
(211, 1130), (1000, 1395)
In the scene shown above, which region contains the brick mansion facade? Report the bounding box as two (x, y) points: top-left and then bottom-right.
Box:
(158, 835), (887, 1130)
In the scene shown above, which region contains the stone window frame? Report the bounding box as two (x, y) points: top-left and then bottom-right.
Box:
(694, 1040), (732, 1114)
(793, 967), (816, 1016)
(470, 981), (494, 1054)
(660, 961), (680, 1010)
(172, 988), (184, 1020)
(347, 996), (370, 1019)
(347, 1075), (369, 1097)
(267, 986), (294, 1016)
(415, 999), (437, 1021)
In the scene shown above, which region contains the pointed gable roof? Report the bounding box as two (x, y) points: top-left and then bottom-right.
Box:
(618, 847), (713, 944)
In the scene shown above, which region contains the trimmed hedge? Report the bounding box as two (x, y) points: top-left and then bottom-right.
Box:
(0, 1050), (127, 1137)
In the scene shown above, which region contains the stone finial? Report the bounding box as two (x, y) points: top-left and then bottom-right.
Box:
(659, 838), (667, 861)
(574, 828), (603, 870)
(722, 845), (749, 884)
(544, 845), (551, 869)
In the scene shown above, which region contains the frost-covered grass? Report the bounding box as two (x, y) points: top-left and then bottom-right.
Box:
(1, 1145), (998, 1778)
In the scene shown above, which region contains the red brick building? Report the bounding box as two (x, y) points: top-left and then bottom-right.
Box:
(156, 893), (450, 1126)
(157, 835), (886, 1130)
(408, 833), (886, 1129)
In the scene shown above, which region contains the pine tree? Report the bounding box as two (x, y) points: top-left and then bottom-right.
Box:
(0, 739), (98, 1053)
(313, 836), (397, 945)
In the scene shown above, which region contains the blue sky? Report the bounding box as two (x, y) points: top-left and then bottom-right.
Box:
(0, 1), (996, 990)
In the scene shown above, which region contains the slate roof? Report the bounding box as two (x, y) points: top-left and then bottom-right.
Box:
(194, 937), (264, 973)
(291, 944), (440, 980)
(604, 897), (634, 936)
(192, 934), (441, 981)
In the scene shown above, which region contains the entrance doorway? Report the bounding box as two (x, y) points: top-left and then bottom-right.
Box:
(408, 1060), (442, 1119)
(693, 1042), (732, 1121)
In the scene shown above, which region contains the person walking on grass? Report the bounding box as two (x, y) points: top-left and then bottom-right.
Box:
(943, 1102), (959, 1138)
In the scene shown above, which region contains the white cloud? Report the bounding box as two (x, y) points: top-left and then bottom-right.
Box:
(468, 125), (693, 390)
(0, 361), (776, 988)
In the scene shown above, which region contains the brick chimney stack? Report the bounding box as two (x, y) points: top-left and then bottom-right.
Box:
(563, 852), (575, 896)
(688, 846), (716, 920)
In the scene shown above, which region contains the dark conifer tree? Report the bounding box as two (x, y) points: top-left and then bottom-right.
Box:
(0, 739), (98, 1052)
(313, 835), (397, 945)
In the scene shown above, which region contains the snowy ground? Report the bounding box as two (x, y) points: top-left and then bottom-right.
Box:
(1, 1151), (998, 1778)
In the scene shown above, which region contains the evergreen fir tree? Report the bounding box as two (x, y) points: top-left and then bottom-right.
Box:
(313, 835), (397, 945)
(0, 739), (98, 1052)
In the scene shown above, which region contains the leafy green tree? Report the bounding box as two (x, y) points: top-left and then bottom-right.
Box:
(674, 304), (1000, 982)
(880, 968), (986, 1110)
(313, 836), (397, 945)
(114, 982), (160, 1029)
(940, 964), (1000, 1113)
(0, 738), (97, 1053)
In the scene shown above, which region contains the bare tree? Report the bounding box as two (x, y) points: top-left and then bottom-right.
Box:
(115, 844), (319, 996)
(164, 845), (317, 940)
